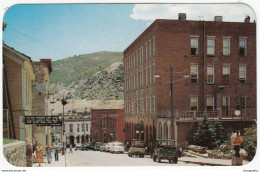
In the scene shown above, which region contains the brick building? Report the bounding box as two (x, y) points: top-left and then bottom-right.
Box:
(3, 43), (35, 142)
(124, 14), (256, 147)
(31, 59), (52, 151)
(91, 109), (125, 143)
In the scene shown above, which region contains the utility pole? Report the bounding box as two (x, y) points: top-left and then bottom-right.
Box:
(61, 95), (67, 155)
(170, 66), (174, 141)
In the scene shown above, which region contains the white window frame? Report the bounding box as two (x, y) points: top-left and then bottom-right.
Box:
(190, 96), (198, 111)
(152, 36), (155, 56)
(239, 38), (247, 56)
(206, 96), (215, 111)
(145, 42), (148, 60)
(190, 37), (199, 56)
(190, 64), (198, 83)
(207, 37), (215, 56)
(223, 37), (231, 56)
(239, 65), (247, 83)
(149, 39), (152, 58)
(222, 64), (230, 84)
(207, 65), (215, 84)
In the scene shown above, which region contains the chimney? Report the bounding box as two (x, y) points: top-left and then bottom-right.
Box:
(214, 16), (223, 22)
(178, 13), (186, 21)
(244, 15), (250, 23)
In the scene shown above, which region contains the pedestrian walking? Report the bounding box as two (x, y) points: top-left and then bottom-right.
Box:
(46, 144), (52, 164)
(54, 143), (59, 161)
(69, 144), (73, 153)
(35, 143), (43, 167)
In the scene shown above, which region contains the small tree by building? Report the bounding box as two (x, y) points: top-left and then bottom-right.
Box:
(212, 120), (227, 147)
(241, 125), (257, 160)
(194, 113), (217, 149)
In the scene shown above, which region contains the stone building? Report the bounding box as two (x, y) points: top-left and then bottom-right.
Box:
(124, 14), (256, 147)
(64, 118), (91, 146)
(31, 59), (52, 151)
(3, 43), (35, 143)
(91, 109), (125, 143)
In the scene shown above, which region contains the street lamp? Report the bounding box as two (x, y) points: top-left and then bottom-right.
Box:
(61, 96), (67, 155)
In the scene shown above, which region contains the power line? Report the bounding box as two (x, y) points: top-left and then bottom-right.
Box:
(7, 26), (70, 56)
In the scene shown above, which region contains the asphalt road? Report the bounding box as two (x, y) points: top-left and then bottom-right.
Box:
(66, 150), (200, 167)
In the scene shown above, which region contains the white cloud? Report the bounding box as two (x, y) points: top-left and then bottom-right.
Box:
(130, 4), (256, 23)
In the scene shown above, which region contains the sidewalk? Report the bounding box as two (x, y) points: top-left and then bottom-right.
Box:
(33, 152), (68, 167)
(179, 156), (250, 166)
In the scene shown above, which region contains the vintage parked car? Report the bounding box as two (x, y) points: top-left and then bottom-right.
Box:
(153, 140), (181, 163)
(128, 140), (146, 158)
(94, 142), (103, 151)
(75, 143), (82, 151)
(110, 142), (124, 154)
(106, 142), (114, 152)
(100, 143), (107, 152)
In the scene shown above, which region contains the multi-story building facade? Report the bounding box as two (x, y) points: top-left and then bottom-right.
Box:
(91, 109), (125, 143)
(31, 59), (52, 151)
(124, 14), (256, 147)
(3, 44), (35, 142)
(64, 118), (91, 146)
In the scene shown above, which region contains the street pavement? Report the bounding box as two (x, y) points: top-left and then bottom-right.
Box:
(33, 149), (250, 167)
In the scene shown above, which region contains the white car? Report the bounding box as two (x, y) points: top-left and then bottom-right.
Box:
(110, 142), (124, 154)
(75, 143), (82, 151)
(106, 142), (114, 152)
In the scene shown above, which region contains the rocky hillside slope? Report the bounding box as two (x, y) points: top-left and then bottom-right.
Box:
(50, 51), (124, 102)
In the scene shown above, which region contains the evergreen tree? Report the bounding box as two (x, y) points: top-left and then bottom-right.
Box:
(212, 120), (227, 147)
(194, 113), (216, 149)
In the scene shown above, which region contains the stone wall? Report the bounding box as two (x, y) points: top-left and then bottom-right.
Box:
(3, 141), (26, 167)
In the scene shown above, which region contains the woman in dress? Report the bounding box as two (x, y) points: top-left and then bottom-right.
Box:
(36, 143), (43, 166)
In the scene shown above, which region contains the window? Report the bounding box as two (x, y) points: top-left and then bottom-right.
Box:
(149, 39), (152, 58)
(239, 65), (247, 83)
(207, 65), (215, 84)
(149, 97), (152, 115)
(190, 65), (198, 83)
(222, 96), (230, 117)
(82, 123), (84, 132)
(136, 73), (139, 89)
(145, 42), (148, 60)
(77, 124), (79, 132)
(223, 38), (231, 56)
(133, 54), (135, 68)
(149, 66), (152, 85)
(146, 68), (148, 86)
(207, 38), (215, 56)
(136, 51), (138, 66)
(152, 36), (155, 56)
(239, 38), (247, 56)
(191, 37), (199, 55)
(190, 97), (198, 111)
(240, 96), (246, 110)
(86, 124), (88, 131)
(223, 65), (230, 84)
(206, 96), (214, 110)
(70, 124), (73, 132)
(153, 96), (156, 114)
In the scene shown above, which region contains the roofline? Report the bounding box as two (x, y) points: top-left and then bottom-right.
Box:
(3, 43), (32, 62)
(123, 18), (256, 54)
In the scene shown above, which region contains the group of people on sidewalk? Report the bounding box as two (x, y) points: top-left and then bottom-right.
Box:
(33, 142), (65, 166)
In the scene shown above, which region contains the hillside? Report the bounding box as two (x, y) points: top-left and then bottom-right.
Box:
(50, 51), (124, 102)
(50, 51), (123, 86)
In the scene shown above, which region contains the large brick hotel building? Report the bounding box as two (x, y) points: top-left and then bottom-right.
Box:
(124, 13), (256, 147)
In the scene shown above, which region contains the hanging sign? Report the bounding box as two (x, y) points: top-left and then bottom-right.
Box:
(25, 116), (62, 126)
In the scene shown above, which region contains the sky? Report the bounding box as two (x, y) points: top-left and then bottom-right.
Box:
(2, 3), (256, 61)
